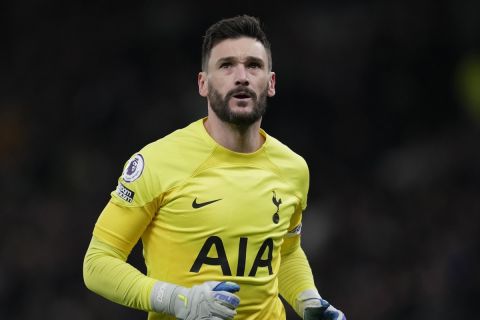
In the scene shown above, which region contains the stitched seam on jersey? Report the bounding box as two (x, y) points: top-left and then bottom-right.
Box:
(158, 143), (219, 200)
(263, 146), (305, 208)
(185, 144), (276, 179)
(152, 119), (219, 200)
(93, 224), (132, 253)
(111, 189), (163, 221)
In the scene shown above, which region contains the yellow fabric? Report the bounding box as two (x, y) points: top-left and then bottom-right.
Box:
(278, 244), (317, 317)
(89, 118), (314, 320)
(93, 201), (153, 253)
(83, 236), (156, 311)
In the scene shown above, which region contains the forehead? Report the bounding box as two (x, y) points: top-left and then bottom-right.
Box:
(208, 37), (268, 65)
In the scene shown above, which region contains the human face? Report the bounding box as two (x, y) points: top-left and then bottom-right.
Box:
(198, 37), (276, 126)
(206, 79), (269, 126)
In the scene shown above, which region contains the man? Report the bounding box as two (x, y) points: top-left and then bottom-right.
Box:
(83, 15), (346, 320)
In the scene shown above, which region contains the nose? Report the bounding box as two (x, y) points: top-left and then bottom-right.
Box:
(234, 64), (249, 86)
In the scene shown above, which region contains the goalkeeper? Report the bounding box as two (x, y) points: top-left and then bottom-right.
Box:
(83, 14), (346, 320)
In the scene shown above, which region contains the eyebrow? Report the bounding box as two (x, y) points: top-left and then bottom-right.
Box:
(216, 56), (265, 67)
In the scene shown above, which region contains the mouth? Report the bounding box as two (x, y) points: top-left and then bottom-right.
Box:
(232, 91), (253, 100)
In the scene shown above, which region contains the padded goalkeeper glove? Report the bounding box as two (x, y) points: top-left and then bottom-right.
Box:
(150, 280), (240, 320)
(297, 289), (346, 320)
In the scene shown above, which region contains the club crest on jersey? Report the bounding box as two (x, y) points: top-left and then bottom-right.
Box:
(122, 154), (144, 183)
(272, 191), (282, 224)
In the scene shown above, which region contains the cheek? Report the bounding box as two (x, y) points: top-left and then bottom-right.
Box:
(210, 80), (230, 96)
(256, 78), (271, 92)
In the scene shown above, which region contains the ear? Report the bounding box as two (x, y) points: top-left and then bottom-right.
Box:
(267, 72), (276, 97)
(198, 72), (208, 97)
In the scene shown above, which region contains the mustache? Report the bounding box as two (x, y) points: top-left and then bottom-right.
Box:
(225, 87), (257, 101)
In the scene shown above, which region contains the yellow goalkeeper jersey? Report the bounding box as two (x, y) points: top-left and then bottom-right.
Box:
(93, 118), (310, 320)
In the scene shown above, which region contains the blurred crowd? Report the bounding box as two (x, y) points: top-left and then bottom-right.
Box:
(1, 1), (479, 319)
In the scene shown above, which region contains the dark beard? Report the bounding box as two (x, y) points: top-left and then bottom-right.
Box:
(208, 84), (268, 127)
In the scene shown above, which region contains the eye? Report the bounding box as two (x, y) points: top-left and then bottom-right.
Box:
(220, 62), (232, 69)
(247, 62), (262, 69)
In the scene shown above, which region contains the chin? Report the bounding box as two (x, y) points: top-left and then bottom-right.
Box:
(229, 101), (253, 110)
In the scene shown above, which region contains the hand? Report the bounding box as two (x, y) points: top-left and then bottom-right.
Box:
(175, 281), (240, 320)
(303, 298), (346, 320)
(151, 280), (240, 320)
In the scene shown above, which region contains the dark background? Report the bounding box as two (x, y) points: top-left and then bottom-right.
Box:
(1, 0), (479, 319)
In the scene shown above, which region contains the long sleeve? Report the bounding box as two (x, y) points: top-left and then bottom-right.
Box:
(83, 236), (157, 311)
(278, 244), (317, 316)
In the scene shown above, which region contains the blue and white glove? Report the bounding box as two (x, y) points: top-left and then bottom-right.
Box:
(151, 280), (240, 320)
(297, 289), (346, 320)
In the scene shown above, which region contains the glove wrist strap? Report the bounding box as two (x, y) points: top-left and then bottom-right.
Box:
(296, 289), (322, 316)
(150, 281), (182, 315)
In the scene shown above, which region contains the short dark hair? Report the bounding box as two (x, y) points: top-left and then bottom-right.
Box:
(201, 15), (272, 71)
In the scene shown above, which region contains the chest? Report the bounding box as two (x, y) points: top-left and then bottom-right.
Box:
(158, 165), (299, 239)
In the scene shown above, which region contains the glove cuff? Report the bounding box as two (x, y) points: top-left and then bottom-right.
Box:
(150, 281), (183, 315)
(296, 289), (322, 316)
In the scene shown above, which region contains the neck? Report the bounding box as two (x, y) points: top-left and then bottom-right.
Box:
(204, 113), (264, 153)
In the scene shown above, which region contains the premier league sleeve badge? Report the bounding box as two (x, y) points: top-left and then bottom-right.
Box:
(122, 154), (145, 183)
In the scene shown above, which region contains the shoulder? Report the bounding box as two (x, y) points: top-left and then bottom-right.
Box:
(138, 119), (213, 169)
(141, 119), (208, 158)
(263, 132), (310, 207)
(264, 133), (309, 174)
(123, 119), (214, 191)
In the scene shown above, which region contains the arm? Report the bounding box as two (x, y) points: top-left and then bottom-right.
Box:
(83, 235), (156, 310)
(278, 209), (346, 320)
(279, 229), (319, 317)
(83, 201), (240, 319)
(82, 200), (159, 310)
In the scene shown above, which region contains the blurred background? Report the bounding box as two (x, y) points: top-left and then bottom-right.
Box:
(1, 0), (479, 319)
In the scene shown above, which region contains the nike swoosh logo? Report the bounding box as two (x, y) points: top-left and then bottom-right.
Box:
(192, 198), (222, 209)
